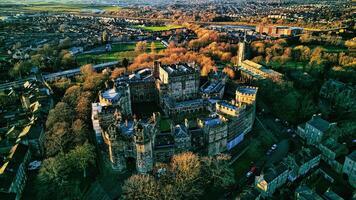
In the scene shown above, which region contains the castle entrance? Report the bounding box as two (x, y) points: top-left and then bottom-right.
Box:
(125, 157), (136, 172)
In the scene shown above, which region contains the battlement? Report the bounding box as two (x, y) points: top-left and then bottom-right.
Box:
(236, 86), (258, 96)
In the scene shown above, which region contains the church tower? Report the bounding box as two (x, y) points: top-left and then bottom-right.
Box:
(237, 41), (245, 67)
(134, 122), (154, 173)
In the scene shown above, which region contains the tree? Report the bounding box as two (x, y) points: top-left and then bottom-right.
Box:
(71, 119), (88, 145)
(310, 47), (324, 65)
(345, 37), (356, 50)
(10, 61), (31, 78)
(201, 154), (235, 190)
(171, 152), (203, 199)
(63, 85), (82, 107)
(36, 154), (70, 200)
(111, 68), (126, 79)
(121, 174), (160, 200)
(80, 64), (94, 77)
(46, 102), (75, 129)
(150, 42), (156, 54)
(45, 122), (72, 157)
(76, 92), (93, 121)
(59, 37), (72, 49)
(135, 41), (147, 54)
(223, 67), (235, 79)
(300, 34), (312, 43)
(36, 152), (85, 199)
(68, 143), (95, 178)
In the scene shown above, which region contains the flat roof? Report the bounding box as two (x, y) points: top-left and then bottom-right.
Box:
(101, 88), (120, 101)
(204, 118), (223, 127)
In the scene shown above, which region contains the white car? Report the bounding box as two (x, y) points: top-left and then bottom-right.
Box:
(246, 171), (253, 178)
(271, 144), (277, 150)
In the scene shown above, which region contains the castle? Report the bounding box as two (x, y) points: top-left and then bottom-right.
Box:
(91, 62), (258, 173)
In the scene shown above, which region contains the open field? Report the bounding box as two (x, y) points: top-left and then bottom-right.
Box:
(76, 41), (165, 65)
(134, 24), (183, 32)
(0, 4), (121, 13)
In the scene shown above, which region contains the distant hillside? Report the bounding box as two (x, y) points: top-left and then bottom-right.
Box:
(0, 0), (120, 4)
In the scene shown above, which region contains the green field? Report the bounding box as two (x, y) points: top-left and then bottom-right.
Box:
(18, 4), (121, 13)
(76, 41), (165, 65)
(134, 25), (183, 32)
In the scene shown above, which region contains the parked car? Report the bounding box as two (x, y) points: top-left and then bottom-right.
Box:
(275, 118), (280, 122)
(271, 144), (278, 150)
(246, 166), (257, 178)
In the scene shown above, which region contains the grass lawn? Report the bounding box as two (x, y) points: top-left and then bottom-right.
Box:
(134, 24), (183, 32)
(77, 51), (138, 65)
(159, 118), (172, 132)
(231, 122), (277, 179)
(76, 41), (165, 65)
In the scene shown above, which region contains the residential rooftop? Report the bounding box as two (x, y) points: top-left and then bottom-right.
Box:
(307, 115), (331, 133)
(295, 186), (323, 200)
(264, 162), (288, 182)
(346, 150), (356, 162)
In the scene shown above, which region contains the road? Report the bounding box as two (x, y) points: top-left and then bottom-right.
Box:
(0, 61), (120, 91)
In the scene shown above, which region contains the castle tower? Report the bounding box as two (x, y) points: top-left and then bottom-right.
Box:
(153, 61), (161, 79)
(237, 42), (245, 67)
(134, 123), (154, 173)
(235, 86), (258, 106)
(116, 82), (132, 116)
(106, 123), (126, 171)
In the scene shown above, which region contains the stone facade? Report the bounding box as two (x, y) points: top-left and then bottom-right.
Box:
(255, 163), (289, 197)
(284, 147), (321, 181)
(343, 151), (356, 187)
(198, 118), (228, 156)
(91, 62), (258, 173)
(158, 63), (200, 101)
(99, 82), (132, 116)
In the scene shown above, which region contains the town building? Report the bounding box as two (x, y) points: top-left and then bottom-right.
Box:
(297, 114), (335, 145)
(200, 72), (227, 99)
(216, 86), (258, 150)
(284, 147), (321, 181)
(99, 82), (132, 116)
(157, 62), (200, 101)
(295, 185), (323, 200)
(0, 80), (52, 199)
(255, 162), (289, 196)
(0, 143), (31, 200)
(198, 117), (227, 156)
(319, 79), (356, 110)
(239, 60), (283, 82)
(255, 25), (303, 37)
(343, 151), (356, 186)
(115, 68), (157, 103)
